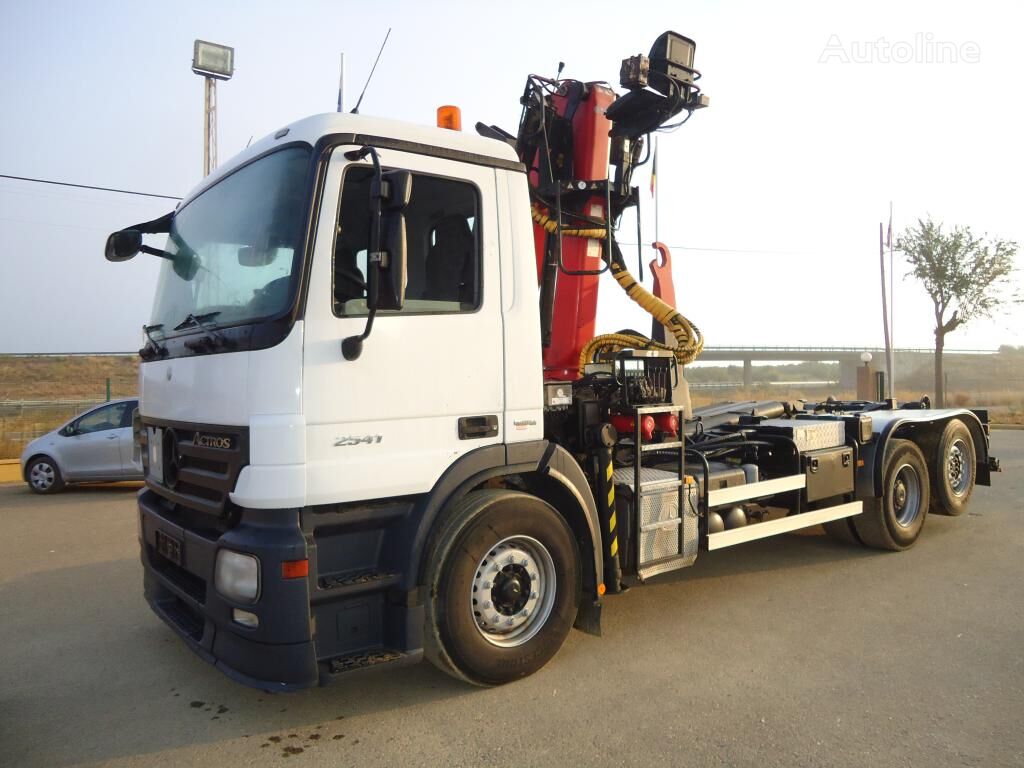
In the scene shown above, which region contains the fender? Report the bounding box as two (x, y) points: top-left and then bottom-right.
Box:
(870, 409), (990, 497)
(407, 441), (604, 595)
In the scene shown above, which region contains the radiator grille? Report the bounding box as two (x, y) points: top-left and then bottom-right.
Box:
(140, 419), (249, 517)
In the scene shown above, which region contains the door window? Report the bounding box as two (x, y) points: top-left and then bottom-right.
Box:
(75, 403), (131, 435)
(333, 167), (480, 316)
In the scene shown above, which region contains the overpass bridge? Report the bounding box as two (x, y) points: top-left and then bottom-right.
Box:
(696, 346), (997, 388)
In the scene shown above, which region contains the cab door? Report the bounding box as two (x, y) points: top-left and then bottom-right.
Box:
(302, 146), (505, 505)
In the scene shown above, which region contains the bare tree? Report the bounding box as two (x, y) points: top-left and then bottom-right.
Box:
(897, 217), (1019, 406)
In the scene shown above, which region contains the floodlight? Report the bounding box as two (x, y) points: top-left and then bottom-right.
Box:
(192, 40), (234, 80)
(648, 31), (697, 95)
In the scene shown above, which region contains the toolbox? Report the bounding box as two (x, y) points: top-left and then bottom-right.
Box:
(802, 445), (855, 502)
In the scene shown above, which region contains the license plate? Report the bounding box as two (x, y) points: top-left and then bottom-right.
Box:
(155, 529), (183, 566)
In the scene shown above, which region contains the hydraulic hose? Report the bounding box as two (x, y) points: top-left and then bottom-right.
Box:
(585, 239), (704, 369)
(530, 205), (703, 372)
(531, 205), (608, 239)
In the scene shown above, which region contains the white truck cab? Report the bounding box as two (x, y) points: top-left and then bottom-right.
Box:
(124, 113), (591, 690)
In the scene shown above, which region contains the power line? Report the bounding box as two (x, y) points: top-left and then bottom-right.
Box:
(0, 174), (181, 201)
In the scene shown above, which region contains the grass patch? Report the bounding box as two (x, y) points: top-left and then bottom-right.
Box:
(0, 355), (138, 458)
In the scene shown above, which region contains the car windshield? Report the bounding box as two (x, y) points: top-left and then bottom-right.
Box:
(149, 145), (312, 335)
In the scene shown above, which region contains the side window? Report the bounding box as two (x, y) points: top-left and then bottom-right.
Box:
(122, 402), (139, 428)
(75, 403), (130, 435)
(333, 167), (480, 316)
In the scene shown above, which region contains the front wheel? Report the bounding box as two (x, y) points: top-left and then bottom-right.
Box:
(27, 456), (65, 494)
(425, 490), (580, 686)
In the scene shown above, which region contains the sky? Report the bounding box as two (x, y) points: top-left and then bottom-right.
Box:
(1, 0), (1022, 354)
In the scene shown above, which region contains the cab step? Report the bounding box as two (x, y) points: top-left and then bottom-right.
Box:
(315, 570), (399, 601)
(325, 648), (421, 676)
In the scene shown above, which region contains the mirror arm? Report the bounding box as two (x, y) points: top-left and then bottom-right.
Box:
(342, 146), (385, 361)
(139, 244), (174, 261)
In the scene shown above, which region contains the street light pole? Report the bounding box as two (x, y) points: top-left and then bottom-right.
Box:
(192, 40), (234, 177)
(203, 76), (217, 176)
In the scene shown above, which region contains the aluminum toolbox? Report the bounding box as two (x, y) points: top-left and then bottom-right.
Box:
(754, 418), (846, 452)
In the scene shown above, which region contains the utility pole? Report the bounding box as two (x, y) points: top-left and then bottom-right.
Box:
(879, 222), (892, 399)
(888, 201), (895, 398)
(192, 40), (235, 176)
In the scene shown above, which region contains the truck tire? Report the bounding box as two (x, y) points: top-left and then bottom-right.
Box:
(822, 517), (862, 546)
(424, 489), (580, 686)
(930, 419), (976, 516)
(852, 439), (929, 551)
(27, 456), (65, 494)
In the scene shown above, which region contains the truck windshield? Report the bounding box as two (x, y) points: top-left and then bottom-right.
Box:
(150, 145), (311, 336)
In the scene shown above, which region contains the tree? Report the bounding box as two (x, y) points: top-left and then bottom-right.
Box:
(897, 217), (1020, 407)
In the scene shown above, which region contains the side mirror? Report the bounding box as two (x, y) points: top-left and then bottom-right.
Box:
(341, 156), (412, 361)
(381, 170), (412, 211)
(370, 169), (411, 311)
(105, 229), (142, 262)
(62, 423), (78, 437)
(375, 212), (408, 311)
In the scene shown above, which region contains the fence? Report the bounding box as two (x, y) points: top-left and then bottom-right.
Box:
(0, 375), (137, 458)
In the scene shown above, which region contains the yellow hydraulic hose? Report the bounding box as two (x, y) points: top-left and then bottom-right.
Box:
(529, 204), (704, 373)
(531, 205), (608, 239)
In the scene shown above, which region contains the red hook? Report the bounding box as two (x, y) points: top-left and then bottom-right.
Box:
(648, 241), (676, 309)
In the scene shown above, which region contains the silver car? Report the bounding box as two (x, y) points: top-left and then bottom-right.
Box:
(19, 398), (142, 493)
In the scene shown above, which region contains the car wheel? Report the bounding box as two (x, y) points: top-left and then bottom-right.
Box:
(425, 489), (580, 686)
(27, 456), (65, 494)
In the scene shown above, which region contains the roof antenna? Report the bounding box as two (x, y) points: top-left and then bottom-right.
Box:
(351, 28), (392, 115)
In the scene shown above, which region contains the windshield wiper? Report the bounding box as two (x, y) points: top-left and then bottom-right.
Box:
(174, 311), (222, 331)
(139, 323), (168, 360)
(176, 312), (237, 352)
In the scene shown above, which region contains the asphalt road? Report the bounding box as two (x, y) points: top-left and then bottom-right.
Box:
(1, 432), (1021, 768)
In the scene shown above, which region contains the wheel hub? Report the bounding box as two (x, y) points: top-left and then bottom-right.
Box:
(471, 536), (555, 648)
(892, 463), (922, 528)
(894, 481), (907, 509)
(492, 564), (530, 615)
(947, 440), (970, 495)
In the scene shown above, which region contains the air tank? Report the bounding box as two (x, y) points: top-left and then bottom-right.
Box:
(722, 506), (748, 529)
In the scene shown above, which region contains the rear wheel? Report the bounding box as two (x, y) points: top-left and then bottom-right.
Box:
(930, 419), (976, 516)
(425, 489), (580, 686)
(823, 516), (862, 546)
(853, 439), (929, 551)
(27, 456), (65, 494)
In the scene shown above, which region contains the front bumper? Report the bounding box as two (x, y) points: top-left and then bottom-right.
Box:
(138, 490), (318, 691)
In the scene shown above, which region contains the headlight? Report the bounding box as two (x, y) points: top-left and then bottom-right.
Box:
(214, 549), (260, 603)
